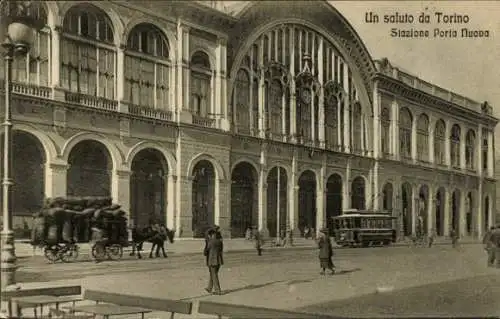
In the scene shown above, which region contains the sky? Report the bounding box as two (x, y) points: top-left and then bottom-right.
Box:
(331, 1), (500, 152)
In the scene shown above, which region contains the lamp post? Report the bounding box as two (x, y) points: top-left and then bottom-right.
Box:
(1, 0), (43, 291)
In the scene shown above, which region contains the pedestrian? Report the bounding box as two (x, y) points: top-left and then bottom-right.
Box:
(204, 228), (224, 295)
(483, 226), (496, 267)
(245, 227), (252, 241)
(155, 223), (168, 258)
(318, 228), (335, 275)
(428, 228), (436, 248)
(254, 229), (264, 256)
(450, 228), (458, 248)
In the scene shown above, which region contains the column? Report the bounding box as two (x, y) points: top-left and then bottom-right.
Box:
(429, 118), (435, 164)
(166, 175), (176, 230)
(44, 163), (67, 198)
(111, 169), (131, 221)
(317, 38), (325, 147)
(459, 190), (467, 237)
(392, 101), (399, 159)
(342, 62), (350, 152)
(177, 22), (190, 121)
(445, 120), (451, 168)
(443, 188), (450, 236)
(477, 125), (483, 176)
(460, 129), (466, 170)
(343, 161), (351, 210)
(427, 185), (434, 234)
(215, 37), (228, 130)
(372, 81), (381, 159)
(316, 165), (326, 232)
(116, 45), (127, 112)
(257, 168), (268, 237)
(289, 27), (297, 141)
(411, 187), (417, 235)
(411, 116), (417, 161)
(477, 182), (483, 239)
(372, 162), (380, 210)
(258, 39), (266, 138)
(487, 131), (494, 177)
(289, 152), (299, 233)
(51, 26), (62, 100)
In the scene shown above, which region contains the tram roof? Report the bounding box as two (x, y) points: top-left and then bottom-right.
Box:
(332, 210), (395, 219)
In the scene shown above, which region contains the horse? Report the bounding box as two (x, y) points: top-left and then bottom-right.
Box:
(130, 225), (175, 259)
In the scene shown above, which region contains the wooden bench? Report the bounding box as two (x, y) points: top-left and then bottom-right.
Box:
(198, 301), (346, 319)
(1, 285), (82, 318)
(66, 289), (193, 319)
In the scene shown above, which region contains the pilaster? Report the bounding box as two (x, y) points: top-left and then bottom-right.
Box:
(289, 150), (299, 233)
(111, 169), (131, 220)
(50, 25), (61, 89)
(427, 184), (434, 234)
(372, 81), (381, 159)
(257, 168), (268, 237)
(411, 117), (417, 162)
(443, 188), (450, 236)
(445, 120), (451, 168)
(317, 37), (325, 147)
(166, 175), (177, 230)
(429, 118), (435, 164)
(316, 163), (326, 232)
(178, 176), (193, 238)
(460, 128), (466, 170)
(342, 62), (350, 152)
(459, 190), (467, 237)
(477, 182), (483, 239)
(477, 125), (483, 176)
(487, 131), (494, 177)
(45, 162), (68, 198)
(392, 101), (399, 160)
(343, 160), (351, 210)
(372, 162), (380, 210)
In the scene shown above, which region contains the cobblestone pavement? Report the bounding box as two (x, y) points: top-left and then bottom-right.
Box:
(11, 243), (499, 318)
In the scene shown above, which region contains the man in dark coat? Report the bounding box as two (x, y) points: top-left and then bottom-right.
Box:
(318, 228), (335, 275)
(204, 228), (224, 295)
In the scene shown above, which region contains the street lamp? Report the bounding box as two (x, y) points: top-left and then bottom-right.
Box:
(1, 0), (44, 290)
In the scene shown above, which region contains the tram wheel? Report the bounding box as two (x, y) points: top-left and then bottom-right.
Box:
(61, 245), (79, 263)
(44, 244), (61, 263)
(92, 244), (107, 261)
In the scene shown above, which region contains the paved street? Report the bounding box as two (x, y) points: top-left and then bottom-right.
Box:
(12, 242), (500, 318)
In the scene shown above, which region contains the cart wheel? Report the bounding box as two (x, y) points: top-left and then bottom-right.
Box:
(44, 244), (61, 263)
(61, 244), (79, 263)
(108, 244), (123, 260)
(92, 243), (107, 261)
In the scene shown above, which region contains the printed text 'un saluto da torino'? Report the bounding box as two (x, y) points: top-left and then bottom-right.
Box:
(364, 10), (491, 39)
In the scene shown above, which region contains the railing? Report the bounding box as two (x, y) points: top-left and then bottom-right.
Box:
(64, 92), (118, 112)
(11, 82), (51, 98)
(129, 104), (173, 121)
(192, 114), (216, 128)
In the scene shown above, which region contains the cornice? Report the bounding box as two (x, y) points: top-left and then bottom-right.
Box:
(375, 73), (498, 126)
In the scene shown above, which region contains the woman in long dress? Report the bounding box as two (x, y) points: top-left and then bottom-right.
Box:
(318, 228), (335, 275)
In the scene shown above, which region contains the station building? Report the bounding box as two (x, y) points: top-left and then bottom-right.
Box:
(0, 0), (497, 239)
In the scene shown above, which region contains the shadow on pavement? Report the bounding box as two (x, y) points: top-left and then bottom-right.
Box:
(334, 268), (362, 276)
(184, 280), (288, 299)
(298, 274), (500, 317)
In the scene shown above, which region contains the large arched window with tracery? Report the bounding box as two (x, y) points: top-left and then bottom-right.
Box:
(417, 114), (429, 162)
(399, 107), (413, 159)
(61, 4), (115, 99)
(450, 124), (461, 168)
(2, 5), (50, 86)
(465, 130), (476, 170)
(190, 51), (212, 117)
(324, 82), (339, 150)
(381, 107), (391, 156)
(234, 69), (251, 134)
(125, 23), (170, 110)
(231, 24), (365, 147)
(434, 119), (446, 165)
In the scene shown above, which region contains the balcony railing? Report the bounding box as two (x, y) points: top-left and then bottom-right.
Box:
(65, 92), (118, 112)
(192, 115), (216, 128)
(11, 82), (51, 98)
(129, 104), (173, 121)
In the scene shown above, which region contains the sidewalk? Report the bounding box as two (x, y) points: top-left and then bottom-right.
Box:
(13, 236), (480, 258)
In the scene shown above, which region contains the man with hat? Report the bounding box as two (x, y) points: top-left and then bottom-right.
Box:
(204, 227), (224, 295)
(317, 228), (335, 275)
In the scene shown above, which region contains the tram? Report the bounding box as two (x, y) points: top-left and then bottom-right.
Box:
(331, 209), (397, 247)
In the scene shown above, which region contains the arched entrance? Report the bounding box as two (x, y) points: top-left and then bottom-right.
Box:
(466, 192), (473, 236)
(0, 131), (46, 218)
(451, 189), (461, 236)
(192, 160), (215, 238)
(418, 185), (429, 236)
(435, 187), (445, 236)
(130, 149), (168, 229)
(401, 182), (413, 237)
(266, 167), (287, 238)
(326, 174), (342, 236)
(67, 140), (112, 197)
(231, 162), (258, 238)
(382, 183), (393, 212)
(351, 176), (365, 210)
(298, 170), (317, 234)
(484, 196), (490, 232)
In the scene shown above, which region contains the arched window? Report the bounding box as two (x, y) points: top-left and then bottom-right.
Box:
(434, 120), (446, 165)
(324, 90), (338, 150)
(381, 107), (391, 156)
(352, 102), (362, 152)
(450, 124), (461, 168)
(235, 69), (250, 134)
(399, 107), (413, 159)
(125, 23), (170, 110)
(190, 51), (212, 117)
(482, 130), (488, 170)
(266, 79), (283, 137)
(417, 114), (429, 162)
(465, 130), (476, 170)
(5, 5), (50, 86)
(61, 4), (115, 99)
